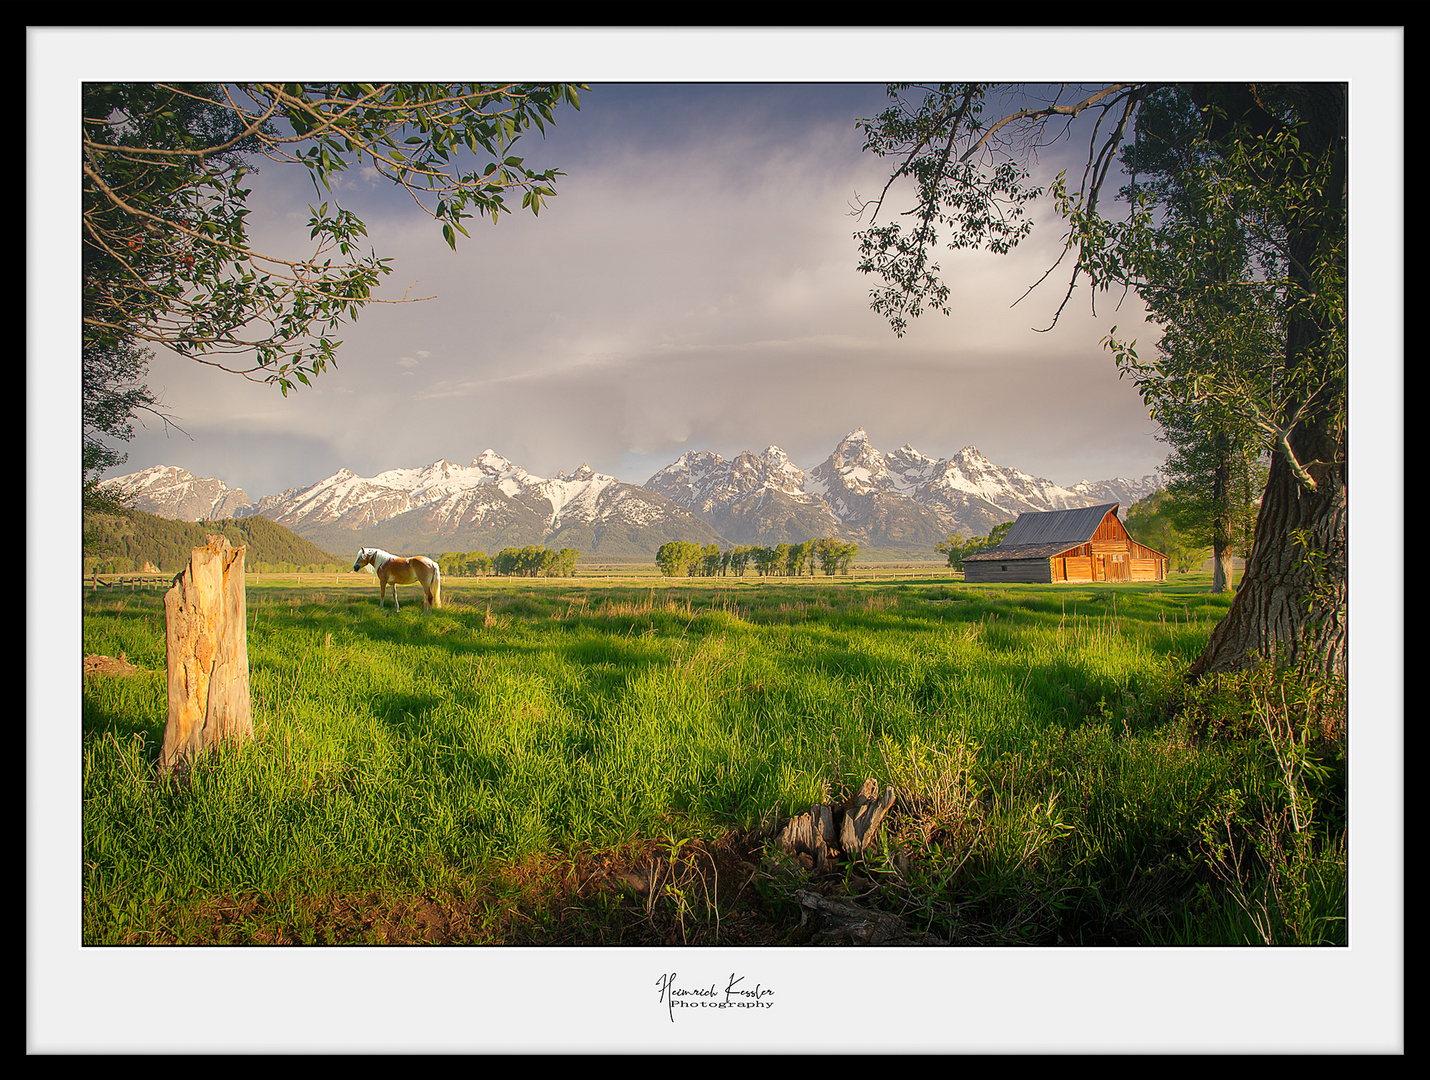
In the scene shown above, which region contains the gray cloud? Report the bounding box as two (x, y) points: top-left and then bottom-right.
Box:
(108, 81), (1172, 498)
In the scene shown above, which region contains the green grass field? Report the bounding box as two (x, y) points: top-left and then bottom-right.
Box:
(81, 571), (1346, 946)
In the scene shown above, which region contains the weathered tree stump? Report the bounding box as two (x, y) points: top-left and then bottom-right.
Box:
(779, 803), (838, 871)
(768, 781), (944, 944)
(158, 536), (252, 776)
(777, 779), (897, 870)
(839, 778), (897, 855)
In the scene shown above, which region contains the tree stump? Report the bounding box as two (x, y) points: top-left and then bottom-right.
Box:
(779, 803), (838, 872)
(777, 779), (897, 870)
(159, 536), (252, 776)
(839, 778), (897, 856)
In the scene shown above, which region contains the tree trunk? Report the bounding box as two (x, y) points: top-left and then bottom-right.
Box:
(1210, 438), (1233, 594)
(1188, 83), (1347, 682)
(1189, 446), (1346, 680)
(1211, 542), (1234, 595)
(159, 535), (252, 775)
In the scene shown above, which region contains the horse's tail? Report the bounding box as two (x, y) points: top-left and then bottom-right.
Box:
(431, 561), (442, 609)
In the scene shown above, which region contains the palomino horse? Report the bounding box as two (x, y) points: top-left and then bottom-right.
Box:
(352, 548), (442, 613)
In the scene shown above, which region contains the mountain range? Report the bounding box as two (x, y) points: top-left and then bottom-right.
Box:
(98, 429), (1160, 560)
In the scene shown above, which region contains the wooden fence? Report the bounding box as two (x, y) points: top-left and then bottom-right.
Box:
(86, 574), (172, 593)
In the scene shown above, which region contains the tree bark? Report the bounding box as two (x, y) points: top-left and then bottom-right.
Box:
(1211, 544), (1235, 595)
(1211, 445), (1234, 595)
(159, 535), (252, 775)
(1190, 446), (1346, 679)
(1188, 85), (1347, 681)
(1178, 84), (1344, 680)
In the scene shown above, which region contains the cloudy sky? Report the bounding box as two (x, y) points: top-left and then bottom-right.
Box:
(140, 78), (1182, 501)
(63, 45), (1213, 501)
(42, 28), (1400, 510)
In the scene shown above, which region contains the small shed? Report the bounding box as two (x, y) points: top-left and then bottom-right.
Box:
(962, 503), (1166, 584)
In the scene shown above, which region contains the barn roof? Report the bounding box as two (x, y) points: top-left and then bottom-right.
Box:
(963, 503), (1120, 561)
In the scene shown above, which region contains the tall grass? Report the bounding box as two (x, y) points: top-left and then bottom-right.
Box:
(81, 574), (1345, 945)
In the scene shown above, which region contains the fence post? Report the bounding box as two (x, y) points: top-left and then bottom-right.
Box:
(159, 536), (252, 776)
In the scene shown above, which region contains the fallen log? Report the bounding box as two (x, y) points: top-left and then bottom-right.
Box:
(794, 889), (921, 945)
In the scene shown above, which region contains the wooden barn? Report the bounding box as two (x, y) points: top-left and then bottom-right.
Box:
(962, 503), (1167, 584)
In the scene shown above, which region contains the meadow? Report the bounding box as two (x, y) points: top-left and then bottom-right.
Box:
(81, 570), (1346, 946)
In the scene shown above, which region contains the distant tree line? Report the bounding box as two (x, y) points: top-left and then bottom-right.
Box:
(656, 539), (859, 578)
(935, 522), (1014, 571)
(439, 546), (580, 578)
(438, 550), (493, 577)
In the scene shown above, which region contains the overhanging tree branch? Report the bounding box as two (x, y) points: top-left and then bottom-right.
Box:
(83, 82), (584, 394)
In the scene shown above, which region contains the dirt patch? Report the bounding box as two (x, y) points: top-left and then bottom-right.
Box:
(114, 828), (810, 946)
(84, 653), (146, 678)
(93, 805), (972, 947)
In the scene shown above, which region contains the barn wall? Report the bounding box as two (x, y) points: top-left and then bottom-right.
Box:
(1130, 557), (1166, 582)
(1094, 514), (1127, 543)
(963, 559), (1054, 584)
(1128, 539), (1164, 561)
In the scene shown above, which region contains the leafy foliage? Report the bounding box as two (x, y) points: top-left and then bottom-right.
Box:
(83, 82), (584, 394)
(1161, 437), (1267, 563)
(1124, 491), (1207, 574)
(439, 550), (493, 577)
(853, 81), (1345, 491)
(853, 83), (1142, 336)
(491, 546), (580, 577)
(656, 541), (713, 578)
(657, 538), (859, 577)
(936, 520), (1012, 569)
(82, 337), (168, 509)
(1093, 87), (1339, 500)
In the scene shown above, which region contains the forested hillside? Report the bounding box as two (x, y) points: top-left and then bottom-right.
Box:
(83, 508), (345, 574)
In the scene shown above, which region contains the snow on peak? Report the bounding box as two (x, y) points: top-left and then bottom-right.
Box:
(472, 448), (517, 471)
(98, 464), (252, 522)
(240, 449), (637, 533)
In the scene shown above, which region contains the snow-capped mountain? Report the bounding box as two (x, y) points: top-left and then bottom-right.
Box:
(232, 450), (721, 559)
(644, 446), (838, 545)
(647, 429), (1160, 549)
(1067, 475), (1164, 514)
(99, 431), (1159, 560)
(241, 451), (542, 532)
(97, 465), (253, 522)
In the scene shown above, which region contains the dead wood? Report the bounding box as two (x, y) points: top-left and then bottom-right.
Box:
(159, 536), (252, 776)
(776, 779), (898, 871)
(793, 889), (939, 945)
